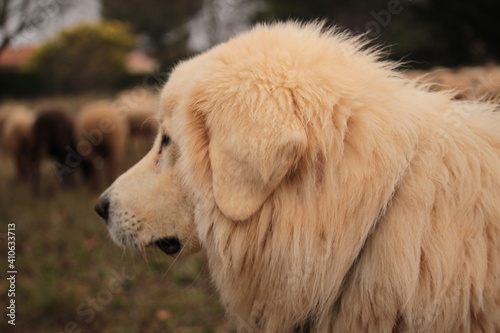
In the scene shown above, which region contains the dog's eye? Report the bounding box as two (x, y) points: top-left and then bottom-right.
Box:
(161, 135), (170, 147)
(159, 134), (171, 153)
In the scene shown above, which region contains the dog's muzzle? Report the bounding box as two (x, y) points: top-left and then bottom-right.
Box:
(94, 194), (183, 255)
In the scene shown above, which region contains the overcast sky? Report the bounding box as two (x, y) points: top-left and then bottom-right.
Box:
(188, 0), (259, 51)
(4, 0), (256, 52)
(5, 0), (101, 48)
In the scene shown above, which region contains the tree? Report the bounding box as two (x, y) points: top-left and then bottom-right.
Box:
(253, 0), (500, 68)
(27, 20), (136, 93)
(404, 0), (500, 66)
(101, 0), (203, 69)
(252, 0), (390, 39)
(0, 0), (73, 56)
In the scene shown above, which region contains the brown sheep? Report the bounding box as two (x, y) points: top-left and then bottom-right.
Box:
(31, 105), (76, 193)
(0, 103), (15, 135)
(422, 68), (473, 100)
(469, 65), (500, 102)
(2, 106), (35, 180)
(405, 66), (500, 102)
(74, 101), (128, 191)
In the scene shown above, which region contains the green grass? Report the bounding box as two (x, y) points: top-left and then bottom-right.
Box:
(0, 117), (226, 332)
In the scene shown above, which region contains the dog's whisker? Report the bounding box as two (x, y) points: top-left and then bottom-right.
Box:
(120, 247), (128, 262)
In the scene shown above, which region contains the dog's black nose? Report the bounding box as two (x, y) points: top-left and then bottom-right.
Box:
(94, 195), (110, 223)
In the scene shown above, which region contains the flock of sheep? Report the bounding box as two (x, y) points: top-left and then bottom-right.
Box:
(405, 65), (500, 101)
(0, 88), (158, 193)
(0, 65), (499, 195)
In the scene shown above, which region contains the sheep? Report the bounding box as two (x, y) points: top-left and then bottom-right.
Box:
(405, 66), (500, 102)
(2, 106), (35, 180)
(74, 101), (128, 191)
(467, 65), (500, 102)
(31, 105), (76, 193)
(421, 67), (474, 100)
(0, 103), (15, 135)
(113, 88), (158, 147)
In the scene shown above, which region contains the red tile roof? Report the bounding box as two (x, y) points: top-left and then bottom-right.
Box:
(0, 47), (35, 69)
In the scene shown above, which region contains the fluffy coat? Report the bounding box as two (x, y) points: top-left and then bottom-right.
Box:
(175, 23), (500, 332)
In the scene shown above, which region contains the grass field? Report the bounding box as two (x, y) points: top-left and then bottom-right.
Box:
(0, 96), (226, 332)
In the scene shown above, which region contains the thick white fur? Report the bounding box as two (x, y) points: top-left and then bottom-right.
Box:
(102, 22), (500, 332)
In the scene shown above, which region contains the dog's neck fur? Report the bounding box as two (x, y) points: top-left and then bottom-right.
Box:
(331, 159), (410, 315)
(199, 91), (425, 332)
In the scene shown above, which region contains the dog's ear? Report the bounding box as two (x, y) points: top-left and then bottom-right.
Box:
(208, 101), (307, 221)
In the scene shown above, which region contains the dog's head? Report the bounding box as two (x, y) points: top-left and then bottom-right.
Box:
(93, 57), (207, 256)
(94, 23), (357, 257)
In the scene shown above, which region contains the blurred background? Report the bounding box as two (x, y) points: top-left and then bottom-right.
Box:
(0, 0), (499, 332)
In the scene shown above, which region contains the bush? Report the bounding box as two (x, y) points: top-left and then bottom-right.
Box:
(0, 68), (42, 97)
(27, 20), (136, 94)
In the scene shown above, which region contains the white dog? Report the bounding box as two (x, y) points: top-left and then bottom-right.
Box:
(96, 22), (500, 332)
